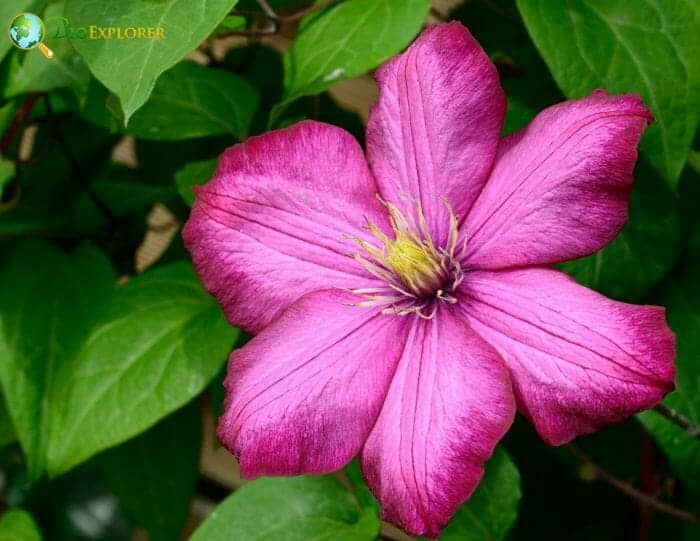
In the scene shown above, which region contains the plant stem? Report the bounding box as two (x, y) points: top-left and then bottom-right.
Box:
(653, 404), (700, 439)
(0, 93), (41, 156)
(255, 0), (278, 20)
(275, 0), (344, 23)
(567, 444), (700, 524)
(212, 1), (343, 38)
(257, 0), (343, 22)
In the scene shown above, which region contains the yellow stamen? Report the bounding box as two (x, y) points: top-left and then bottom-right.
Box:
(385, 232), (443, 295)
(351, 197), (463, 311)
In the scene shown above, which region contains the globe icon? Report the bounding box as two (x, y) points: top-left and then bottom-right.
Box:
(8, 12), (53, 58)
(8, 13), (44, 50)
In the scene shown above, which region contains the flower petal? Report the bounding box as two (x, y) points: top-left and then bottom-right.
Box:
(366, 22), (505, 246)
(183, 120), (388, 333)
(218, 289), (409, 477)
(464, 91), (653, 269)
(459, 268), (675, 445)
(360, 308), (515, 537)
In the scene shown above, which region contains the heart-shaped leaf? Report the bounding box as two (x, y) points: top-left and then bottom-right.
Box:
(46, 261), (238, 476)
(65, 0), (239, 123)
(0, 241), (115, 480)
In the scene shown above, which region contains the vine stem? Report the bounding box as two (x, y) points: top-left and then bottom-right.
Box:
(567, 444), (700, 524)
(653, 404), (700, 439)
(0, 94), (43, 213)
(0, 93), (41, 156)
(217, 0), (344, 37)
(256, 0), (343, 23)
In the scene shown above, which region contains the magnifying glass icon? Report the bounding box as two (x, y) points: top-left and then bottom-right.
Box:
(8, 12), (54, 59)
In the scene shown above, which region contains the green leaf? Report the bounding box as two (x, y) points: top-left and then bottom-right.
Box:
(126, 61), (258, 140)
(677, 153), (700, 237)
(91, 165), (176, 214)
(0, 100), (19, 136)
(638, 229), (700, 501)
(344, 460), (379, 514)
(209, 332), (248, 420)
(136, 136), (231, 186)
(80, 63), (259, 141)
(0, 159), (13, 196)
(218, 15), (246, 31)
(73, 77), (120, 130)
(64, 0), (240, 123)
(516, 0), (700, 188)
(98, 400), (202, 541)
(274, 0), (430, 121)
(438, 448), (521, 541)
(688, 149), (700, 176)
(0, 508), (42, 541)
(191, 476), (380, 541)
(561, 160), (681, 301)
(46, 261), (238, 476)
(73, 163), (176, 230)
(174, 158), (217, 205)
(0, 390), (16, 448)
(0, 241), (115, 481)
(3, 2), (91, 99)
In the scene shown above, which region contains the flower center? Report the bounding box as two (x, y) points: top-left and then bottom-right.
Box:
(385, 232), (446, 297)
(350, 198), (465, 319)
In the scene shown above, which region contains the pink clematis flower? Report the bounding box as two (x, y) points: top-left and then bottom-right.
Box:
(183, 22), (676, 537)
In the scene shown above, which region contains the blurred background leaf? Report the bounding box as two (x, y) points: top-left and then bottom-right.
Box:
(0, 114), (118, 236)
(638, 227), (700, 538)
(561, 159), (681, 301)
(97, 400), (203, 541)
(26, 461), (133, 541)
(0, 158), (13, 196)
(0, 391), (16, 448)
(0, 508), (42, 541)
(452, 0), (562, 134)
